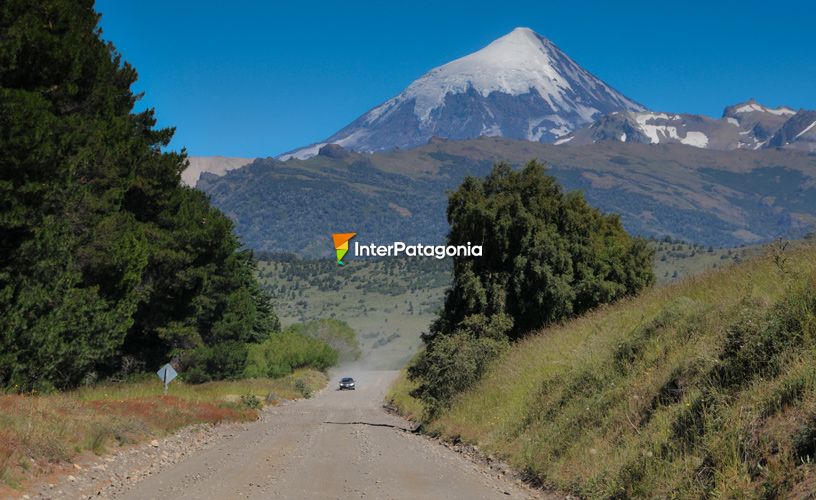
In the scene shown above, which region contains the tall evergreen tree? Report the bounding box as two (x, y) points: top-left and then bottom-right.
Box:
(0, 0), (278, 390)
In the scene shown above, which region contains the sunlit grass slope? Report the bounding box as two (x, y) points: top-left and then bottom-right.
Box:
(405, 244), (816, 497)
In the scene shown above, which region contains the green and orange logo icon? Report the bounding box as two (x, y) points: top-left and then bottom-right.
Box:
(332, 233), (356, 266)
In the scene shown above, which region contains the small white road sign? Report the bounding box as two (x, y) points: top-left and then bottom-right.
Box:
(157, 363), (178, 393)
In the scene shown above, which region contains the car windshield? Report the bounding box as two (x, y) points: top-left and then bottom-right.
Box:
(341, 378), (354, 382)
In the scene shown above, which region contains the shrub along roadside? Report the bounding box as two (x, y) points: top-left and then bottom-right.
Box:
(392, 244), (816, 498)
(243, 330), (339, 379)
(180, 326), (343, 383)
(409, 161), (654, 416)
(0, 370), (327, 490)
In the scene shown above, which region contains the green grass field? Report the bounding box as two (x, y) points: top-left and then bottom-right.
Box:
(388, 242), (816, 497)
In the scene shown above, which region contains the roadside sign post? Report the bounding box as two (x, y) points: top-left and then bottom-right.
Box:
(157, 363), (178, 394)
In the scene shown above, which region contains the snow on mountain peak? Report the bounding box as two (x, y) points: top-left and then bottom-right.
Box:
(724, 99), (797, 118)
(382, 27), (642, 124)
(281, 28), (645, 159)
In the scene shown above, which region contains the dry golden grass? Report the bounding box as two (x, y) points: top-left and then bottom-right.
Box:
(0, 369), (326, 490)
(392, 243), (816, 498)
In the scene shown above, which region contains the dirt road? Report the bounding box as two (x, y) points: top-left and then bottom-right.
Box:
(111, 370), (545, 499)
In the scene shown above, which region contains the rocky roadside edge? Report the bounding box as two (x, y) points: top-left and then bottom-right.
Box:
(382, 402), (573, 500)
(16, 400), (298, 500)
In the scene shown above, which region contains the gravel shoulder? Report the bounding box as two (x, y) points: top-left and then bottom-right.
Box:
(19, 370), (557, 499)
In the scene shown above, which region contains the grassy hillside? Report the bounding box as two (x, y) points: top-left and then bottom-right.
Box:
(256, 243), (760, 369)
(389, 243), (816, 497)
(0, 370), (326, 490)
(652, 240), (762, 283)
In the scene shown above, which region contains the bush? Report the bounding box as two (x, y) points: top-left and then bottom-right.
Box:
(180, 342), (248, 384)
(294, 378), (313, 399)
(714, 279), (816, 390)
(243, 331), (337, 379)
(240, 393), (262, 410)
(284, 319), (361, 363)
(409, 317), (509, 417)
(793, 413), (816, 462)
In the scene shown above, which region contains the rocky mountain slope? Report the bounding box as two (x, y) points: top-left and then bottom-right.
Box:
(768, 109), (816, 151)
(561, 99), (816, 152)
(198, 138), (816, 255)
(183, 156), (254, 186)
(280, 28), (644, 159)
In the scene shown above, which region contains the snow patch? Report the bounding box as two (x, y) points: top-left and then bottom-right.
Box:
(795, 120), (816, 139)
(734, 103), (796, 116)
(550, 125), (570, 137)
(279, 143), (326, 161)
(635, 113), (671, 123)
(633, 113), (708, 147)
(681, 131), (709, 148)
(635, 113), (677, 143)
(481, 124), (502, 137)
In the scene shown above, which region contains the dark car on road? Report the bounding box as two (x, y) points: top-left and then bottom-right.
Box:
(339, 377), (356, 390)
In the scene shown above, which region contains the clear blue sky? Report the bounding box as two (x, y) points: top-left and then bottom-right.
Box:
(95, 0), (815, 157)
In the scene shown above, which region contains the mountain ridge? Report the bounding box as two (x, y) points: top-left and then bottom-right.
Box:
(562, 98), (816, 152)
(198, 138), (816, 256)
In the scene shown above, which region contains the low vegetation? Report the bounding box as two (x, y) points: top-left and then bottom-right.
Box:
(390, 243), (816, 497)
(0, 370), (326, 490)
(384, 368), (424, 422)
(244, 330), (338, 379)
(284, 319), (362, 363)
(652, 238), (762, 283)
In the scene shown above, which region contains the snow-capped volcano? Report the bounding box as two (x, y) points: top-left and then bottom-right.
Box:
(281, 27), (645, 159)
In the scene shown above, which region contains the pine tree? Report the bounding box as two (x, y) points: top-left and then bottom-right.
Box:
(0, 0), (279, 390)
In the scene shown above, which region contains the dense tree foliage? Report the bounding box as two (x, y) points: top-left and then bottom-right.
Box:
(410, 161), (655, 413)
(0, 0), (281, 390)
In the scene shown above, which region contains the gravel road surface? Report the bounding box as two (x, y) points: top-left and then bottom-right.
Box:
(122, 370), (547, 499)
(24, 370), (554, 499)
